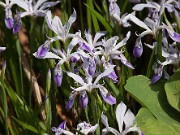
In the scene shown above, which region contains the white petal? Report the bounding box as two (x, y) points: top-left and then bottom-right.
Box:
(34, 0), (47, 11)
(116, 101), (127, 133)
(11, 0), (29, 11)
(63, 130), (74, 135)
(103, 36), (119, 49)
(66, 9), (76, 34)
(113, 31), (131, 50)
(124, 109), (135, 129)
(128, 14), (150, 31)
(52, 16), (64, 36)
(93, 31), (106, 45)
(0, 2), (6, 7)
(66, 72), (85, 85)
(101, 113), (109, 127)
(133, 3), (158, 11)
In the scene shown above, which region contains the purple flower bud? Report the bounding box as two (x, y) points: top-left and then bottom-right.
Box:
(5, 18), (14, 29)
(13, 14), (22, 34)
(54, 64), (63, 87)
(5, 8), (14, 29)
(51, 121), (66, 133)
(133, 37), (143, 58)
(36, 40), (51, 58)
(79, 91), (88, 109)
(65, 91), (76, 110)
(99, 86), (116, 105)
(88, 59), (96, 76)
(151, 65), (163, 84)
(81, 42), (91, 52)
(151, 73), (162, 84)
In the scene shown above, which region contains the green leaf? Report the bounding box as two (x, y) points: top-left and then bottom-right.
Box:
(136, 108), (180, 135)
(11, 117), (38, 133)
(124, 75), (180, 124)
(165, 68), (180, 112)
(85, 3), (113, 34)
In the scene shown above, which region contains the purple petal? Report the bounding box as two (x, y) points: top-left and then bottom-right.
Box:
(65, 91), (76, 110)
(167, 29), (180, 42)
(81, 42), (91, 52)
(51, 121), (66, 133)
(36, 40), (51, 58)
(58, 121), (66, 130)
(151, 73), (162, 84)
(71, 56), (78, 63)
(79, 91), (88, 109)
(108, 71), (118, 83)
(133, 37), (143, 58)
(54, 65), (63, 87)
(99, 86), (116, 105)
(5, 18), (14, 29)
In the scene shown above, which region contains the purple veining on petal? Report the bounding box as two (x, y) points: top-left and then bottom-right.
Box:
(54, 65), (63, 87)
(122, 60), (135, 69)
(65, 91), (76, 110)
(5, 18), (14, 29)
(81, 42), (91, 52)
(133, 37), (143, 58)
(36, 40), (51, 58)
(79, 92), (88, 109)
(151, 73), (162, 84)
(108, 71), (118, 83)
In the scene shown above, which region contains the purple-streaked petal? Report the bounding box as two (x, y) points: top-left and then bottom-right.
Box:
(5, 18), (14, 29)
(81, 42), (92, 52)
(79, 91), (88, 109)
(65, 91), (76, 110)
(109, 1), (120, 17)
(54, 65), (63, 87)
(99, 86), (116, 105)
(166, 29), (180, 42)
(120, 54), (134, 69)
(108, 71), (118, 83)
(77, 122), (98, 135)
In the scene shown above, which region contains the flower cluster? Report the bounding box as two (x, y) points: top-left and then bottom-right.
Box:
(0, 0), (59, 34)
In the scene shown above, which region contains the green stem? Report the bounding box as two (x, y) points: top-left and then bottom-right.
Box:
(146, 48), (155, 78)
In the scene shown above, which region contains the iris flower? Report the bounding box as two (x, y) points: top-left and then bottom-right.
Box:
(51, 121), (98, 135)
(101, 101), (142, 135)
(66, 65), (116, 109)
(45, 9), (76, 43)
